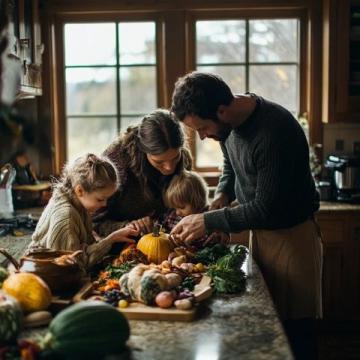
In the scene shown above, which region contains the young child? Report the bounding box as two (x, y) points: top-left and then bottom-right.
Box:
(161, 170), (229, 248)
(29, 153), (138, 268)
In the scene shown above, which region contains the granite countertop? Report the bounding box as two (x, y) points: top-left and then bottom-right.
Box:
(319, 201), (360, 212)
(124, 257), (293, 360)
(0, 208), (41, 267)
(18, 256), (293, 360)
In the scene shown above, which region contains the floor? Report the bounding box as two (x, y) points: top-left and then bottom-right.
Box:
(317, 321), (360, 360)
(284, 319), (360, 360)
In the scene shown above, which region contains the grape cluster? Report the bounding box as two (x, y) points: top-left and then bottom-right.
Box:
(103, 289), (124, 306)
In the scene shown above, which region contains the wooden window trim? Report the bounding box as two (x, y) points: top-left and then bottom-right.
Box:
(40, 1), (322, 178)
(48, 11), (167, 173)
(185, 8), (308, 173)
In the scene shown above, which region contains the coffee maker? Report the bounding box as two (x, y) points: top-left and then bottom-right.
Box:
(325, 154), (360, 202)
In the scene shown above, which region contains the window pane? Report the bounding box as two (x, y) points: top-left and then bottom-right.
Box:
(66, 68), (117, 115)
(119, 22), (156, 64)
(64, 23), (116, 65)
(249, 65), (298, 113)
(196, 137), (223, 169)
(196, 20), (246, 64)
(197, 65), (246, 94)
(67, 117), (117, 162)
(120, 116), (143, 133)
(249, 19), (298, 62)
(120, 66), (157, 114)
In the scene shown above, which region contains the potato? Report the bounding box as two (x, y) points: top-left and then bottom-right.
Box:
(174, 299), (193, 310)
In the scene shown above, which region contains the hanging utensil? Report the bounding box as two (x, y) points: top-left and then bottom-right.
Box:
(0, 164), (12, 188)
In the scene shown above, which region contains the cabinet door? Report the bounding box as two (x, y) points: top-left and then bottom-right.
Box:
(17, 0), (42, 95)
(322, 0), (360, 122)
(317, 214), (347, 319)
(346, 216), (360, 318)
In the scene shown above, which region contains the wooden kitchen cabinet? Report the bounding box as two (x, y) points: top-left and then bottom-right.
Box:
(8, 0), (43, 97)
(316, 208), (360, 320)
(322, 0), (360, 122)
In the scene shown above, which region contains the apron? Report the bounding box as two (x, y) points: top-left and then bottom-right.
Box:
(249, 219), (323, 320)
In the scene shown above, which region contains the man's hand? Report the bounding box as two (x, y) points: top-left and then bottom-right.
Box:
(209, 192), (230, 210)
(170, 213), (206, 245)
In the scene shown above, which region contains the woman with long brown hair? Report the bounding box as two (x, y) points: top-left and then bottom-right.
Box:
(94, 109), (192, 236)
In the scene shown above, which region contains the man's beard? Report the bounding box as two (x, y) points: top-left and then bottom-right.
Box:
(208, 123), (231, 142)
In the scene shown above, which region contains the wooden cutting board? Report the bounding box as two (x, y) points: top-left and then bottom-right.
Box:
(73, 275), (213, 322)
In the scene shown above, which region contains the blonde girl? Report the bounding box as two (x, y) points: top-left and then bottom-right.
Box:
(29, 153), (138, 267)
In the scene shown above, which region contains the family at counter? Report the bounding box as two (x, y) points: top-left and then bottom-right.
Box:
(6, 72), (321, 359)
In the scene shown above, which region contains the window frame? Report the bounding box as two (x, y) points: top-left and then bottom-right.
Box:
(41, 2), (321, 178)
(185, 9), (308, 173)
(50, 12), (167, 172)
(63, 21), (159, 161)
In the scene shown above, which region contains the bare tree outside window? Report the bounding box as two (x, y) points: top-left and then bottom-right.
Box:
(64, 22), (157, 162)
(195, 19), (300, 169)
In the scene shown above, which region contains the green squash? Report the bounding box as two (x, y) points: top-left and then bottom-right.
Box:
(0, 291), (23, 344)
(140, 275), (162, 305)
(42, 301), (130, 359)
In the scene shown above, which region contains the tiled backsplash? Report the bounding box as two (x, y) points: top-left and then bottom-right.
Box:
(322, 123), (360, 161)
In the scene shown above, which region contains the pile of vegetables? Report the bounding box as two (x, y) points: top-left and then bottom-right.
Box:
(193, 244), (231, 265)
(104, 260), (138, 280)
(92, 243), (248, 310)
(206, 245), (248, 294)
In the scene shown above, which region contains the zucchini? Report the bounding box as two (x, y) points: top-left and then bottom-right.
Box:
(42, 301), (130, 359)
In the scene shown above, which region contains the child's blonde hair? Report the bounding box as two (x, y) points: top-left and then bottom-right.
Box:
(54, 153), (118, 198)
(164, 170), (208, 213)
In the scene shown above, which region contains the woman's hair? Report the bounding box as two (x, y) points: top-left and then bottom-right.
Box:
(117, 109), (192, 199)
(163, 171), (208, 213)
(171, 71), (234, 122)
(53, 153), (118, 198)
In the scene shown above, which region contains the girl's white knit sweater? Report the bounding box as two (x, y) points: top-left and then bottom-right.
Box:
(29, 190), (112, 267)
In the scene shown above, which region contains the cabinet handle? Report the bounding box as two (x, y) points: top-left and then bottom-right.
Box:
(354, 228), (360, 242)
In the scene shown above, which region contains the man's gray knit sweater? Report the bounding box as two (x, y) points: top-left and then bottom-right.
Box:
(204, 95), (319, 233)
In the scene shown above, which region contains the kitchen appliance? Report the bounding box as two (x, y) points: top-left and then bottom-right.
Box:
(325, 154), (360, 202)
(316, 181), (334, 201)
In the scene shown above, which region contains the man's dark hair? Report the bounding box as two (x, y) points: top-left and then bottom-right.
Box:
(171, 72), (234, 122)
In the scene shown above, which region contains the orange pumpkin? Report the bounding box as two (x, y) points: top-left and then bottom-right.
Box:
(2, 273), (52, 313)
(136, 225), (173, 264)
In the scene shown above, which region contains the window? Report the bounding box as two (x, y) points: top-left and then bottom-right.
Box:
(48, 5), (313, 175)
(194, 19), (300, 170)
(64, 22), (157, 161)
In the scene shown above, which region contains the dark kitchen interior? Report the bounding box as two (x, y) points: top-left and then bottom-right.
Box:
(1, 1), (360, 359)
